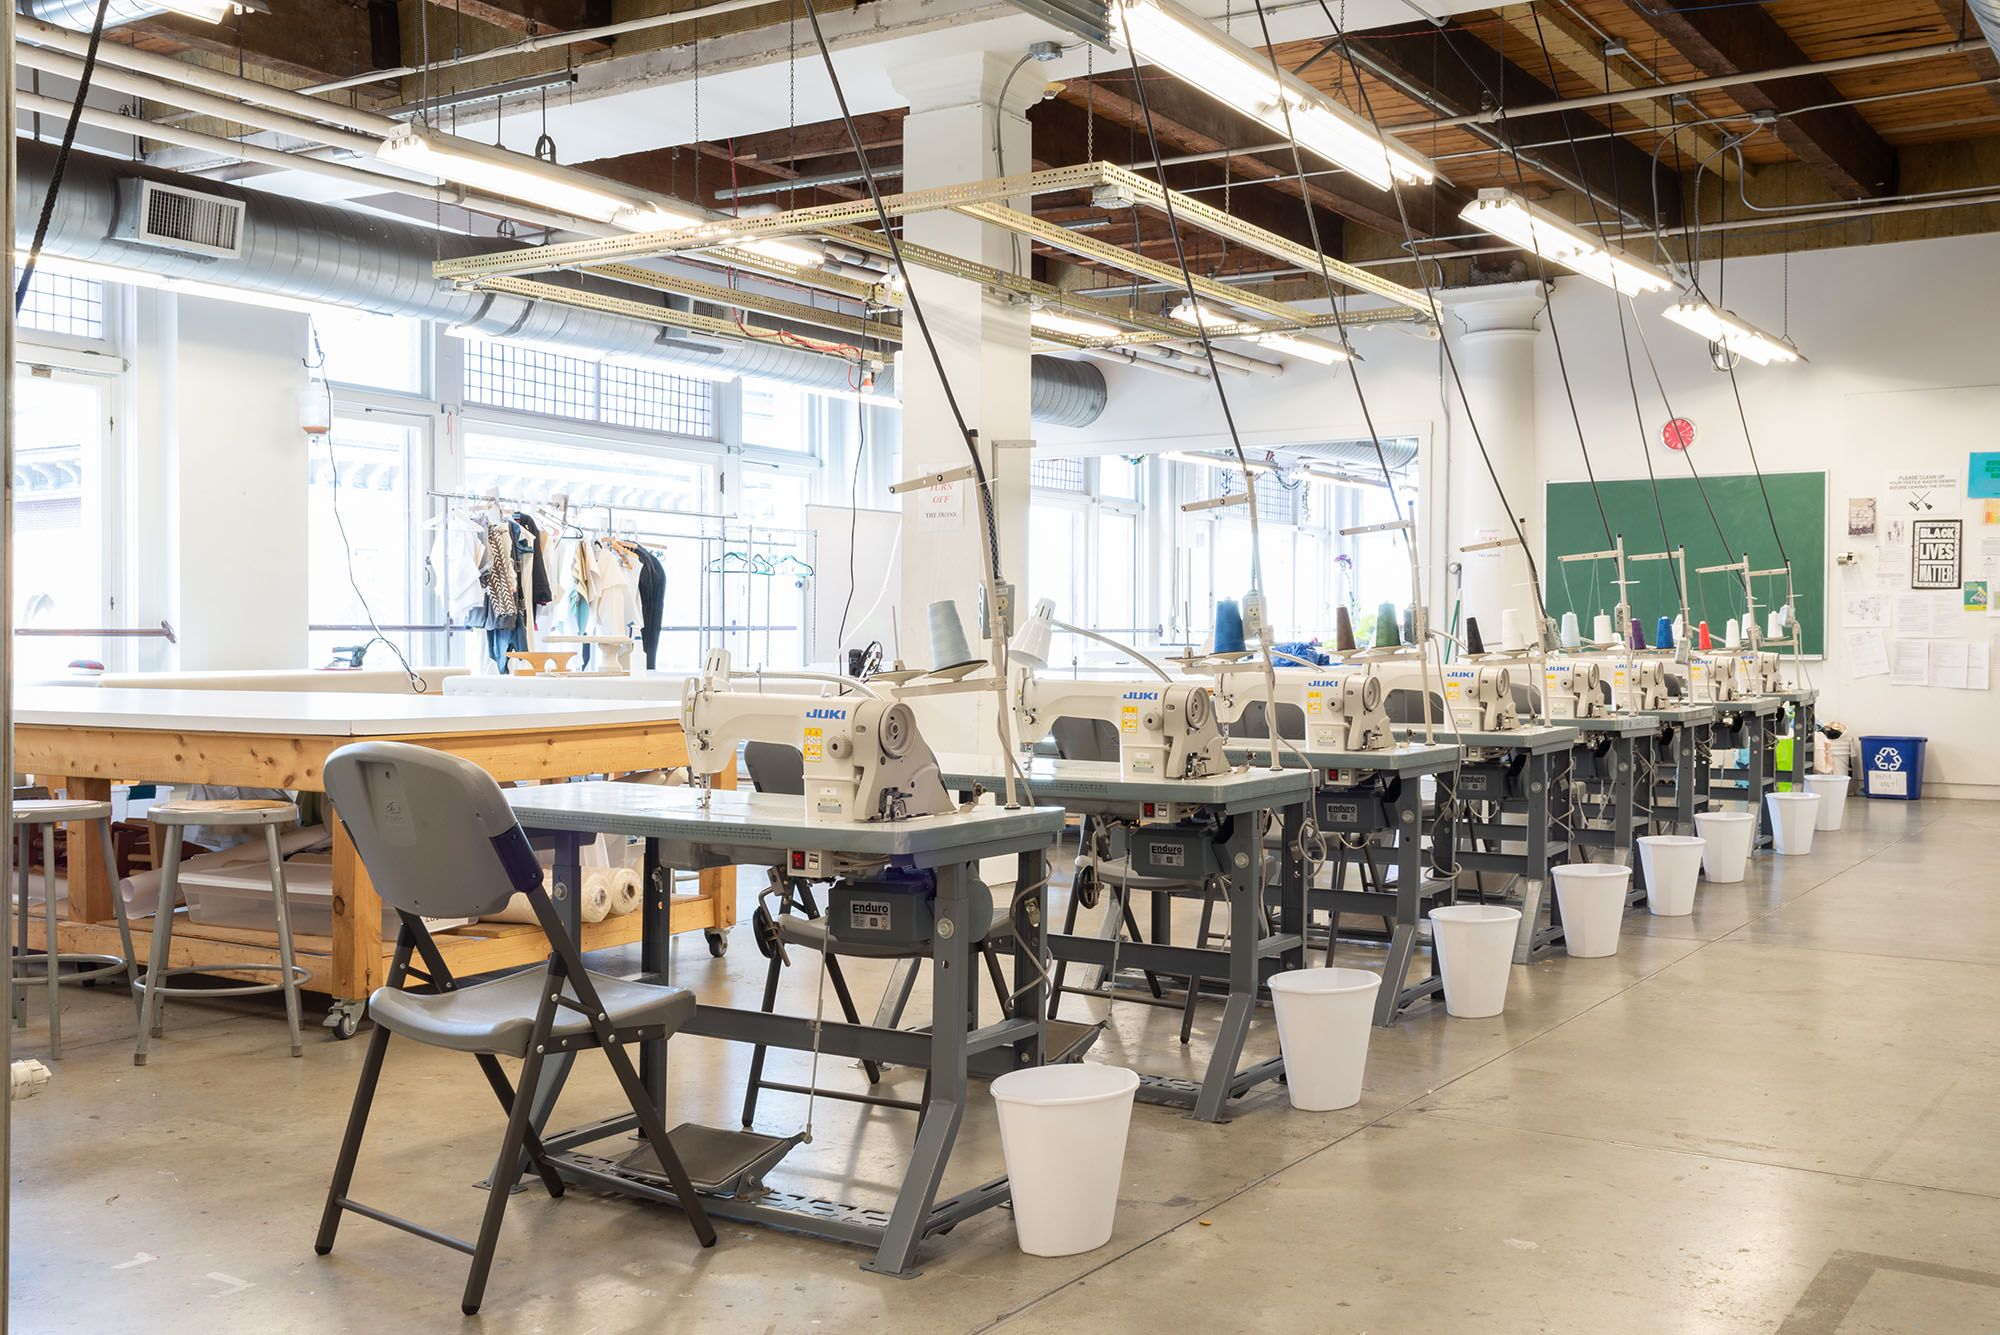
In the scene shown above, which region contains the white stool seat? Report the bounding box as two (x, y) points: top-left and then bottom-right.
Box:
(12, 799), (113, 824)
(148, 799), (298, 827)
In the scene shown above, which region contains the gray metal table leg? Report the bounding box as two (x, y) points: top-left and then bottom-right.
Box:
(1191, 820), (1262, 1123)
(863, 860), (974, 1277)
(872, 958), (922, 1030)
(1374, 783), (1428, 1027)
(1514, 753), (1551, 965)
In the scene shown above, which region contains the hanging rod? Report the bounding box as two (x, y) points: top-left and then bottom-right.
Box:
(14, 621), (176, 642)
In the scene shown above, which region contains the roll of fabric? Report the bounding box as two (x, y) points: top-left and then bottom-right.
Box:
(608, 868), (642, 917)
(578, 869), (613, 924)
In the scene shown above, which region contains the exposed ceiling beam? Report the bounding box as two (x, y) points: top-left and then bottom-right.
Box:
(441, 0), (615, 55)
(1345, 23), (1685, 230)
(1495, 4), (1744, 184)
(723, 111), (905, 165)
(1032, 94), (1347, 261)
(1054, 70), (1468, 239)
(111, 0), (389, 91)
(1609, 0), (1896, 198)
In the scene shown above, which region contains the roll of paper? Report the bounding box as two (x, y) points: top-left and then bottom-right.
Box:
(578, 869), (613, 924)
(608, 868), (642, 917)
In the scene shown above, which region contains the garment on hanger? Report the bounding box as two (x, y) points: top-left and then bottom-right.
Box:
(425, 520), (486, 625)
(511, 512), (554, 608)
(634, 544), (666, 669)
(588, 538), (642, 642)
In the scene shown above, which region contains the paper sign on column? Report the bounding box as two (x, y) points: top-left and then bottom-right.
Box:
(1889, 638), (1931, 687)
(1931, 639), (1970, 689)
(1846, 628), (1890, 678)
(1892, 592), (1954, 637)
(917, 481), (963, 533)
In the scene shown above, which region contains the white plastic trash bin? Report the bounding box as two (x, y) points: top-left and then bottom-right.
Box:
(1693, 812), (1755, 883)
(1637, 835), (1705, 917)
(1550, 864), (1630, 957)
(1804, 773), (1849, 830)
(1766, 792), (1820, 855)
(1427, 904), (1521, 1018)
(991, 1064), (1141, 1257)
(1268, 967), (1377, 1111)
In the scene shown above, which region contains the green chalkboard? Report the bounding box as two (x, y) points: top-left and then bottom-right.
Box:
(1543, 471), (1826, 656)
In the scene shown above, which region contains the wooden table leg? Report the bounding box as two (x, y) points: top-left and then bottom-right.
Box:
(59, 776), (115, 923)
(330, 813), (384, 1001)
(698, 758), (739, 933)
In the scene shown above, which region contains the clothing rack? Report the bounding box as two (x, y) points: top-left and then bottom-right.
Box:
(426, 489), (818, 669)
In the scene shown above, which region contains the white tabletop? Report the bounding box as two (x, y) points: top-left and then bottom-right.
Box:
(12, 687), (679, 737)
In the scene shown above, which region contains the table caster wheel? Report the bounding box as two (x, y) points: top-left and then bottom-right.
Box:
(323, 1000), (366, 1041)
(706, 929), (728, 958)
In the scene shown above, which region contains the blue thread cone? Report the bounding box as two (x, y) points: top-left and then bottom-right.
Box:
(1213, 599), (1246, 654)
(1656, 616), (1675, 651)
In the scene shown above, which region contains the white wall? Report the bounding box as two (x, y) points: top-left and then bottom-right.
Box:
(161, 297), (311, 669)
(1040, 231), (2000, 797)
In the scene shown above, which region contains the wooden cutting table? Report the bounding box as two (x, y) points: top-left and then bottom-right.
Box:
(11, 687), (735, 1034)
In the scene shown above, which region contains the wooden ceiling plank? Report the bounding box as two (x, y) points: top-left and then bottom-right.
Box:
(1610, 0), (1897, 197)
(443, 1), (614, 54)
(1913, 0), (2000, 114)
(1496, 3), (1745, 182)
(1345, 21), (1686, 228)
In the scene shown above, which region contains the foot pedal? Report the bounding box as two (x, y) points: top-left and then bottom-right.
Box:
(616, 1123), (800, 1196)
(1043, 1019), (1104, 1064)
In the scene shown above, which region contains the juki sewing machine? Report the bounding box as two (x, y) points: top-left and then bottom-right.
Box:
(683, 651), (950, 824)
(1013, 673), (1236, 781)
(1209, 664), (1396, 752)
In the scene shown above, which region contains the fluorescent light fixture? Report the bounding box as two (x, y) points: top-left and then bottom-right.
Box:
(1031, 309), (1123, 340)
(1168, 297), (1253, 335)
(1166, 450), (1277, 474)
(156, 0), (255, 22)
(379, 125), (656, 224)
(1254, 331), (1349, 364)
(609, 203), (825, 269)
(1661, 297), (1803, 366)
(1459, 188), (1674, 296)
(1111, 0), (1435, 191)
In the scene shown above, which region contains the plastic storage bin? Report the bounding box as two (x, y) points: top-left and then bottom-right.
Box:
(1858, 735), (1927, 800)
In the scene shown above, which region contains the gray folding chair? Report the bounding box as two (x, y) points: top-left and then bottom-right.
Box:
(314, 742), (715, 1316)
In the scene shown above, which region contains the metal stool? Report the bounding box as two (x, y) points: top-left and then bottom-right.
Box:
(11, 799), (136, 1060)
(134, 799), (310, 1065)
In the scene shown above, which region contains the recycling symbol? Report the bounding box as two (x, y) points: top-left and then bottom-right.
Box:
(1873, 746), (1904, 771)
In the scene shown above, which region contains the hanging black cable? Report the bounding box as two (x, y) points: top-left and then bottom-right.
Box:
(15, 0), (114, 316)
(794, 0), (1003, 585)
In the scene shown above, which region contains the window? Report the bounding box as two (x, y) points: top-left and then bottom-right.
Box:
(1098, 456), (1140, 501)
(1096, 510), (1138, 633)
(460, 338), (717, 439)
(11, 375), (112, 676)
(739, 467), (811, 524)
(463, 431), (711, 513)
(1030, 455), (1087, 492)
(307, 417), (422, 667)
(310, 307), (425, 394)
(740, 382), (812, 451)
(604, 364), (716, 437)
(17, 271), (106, 342)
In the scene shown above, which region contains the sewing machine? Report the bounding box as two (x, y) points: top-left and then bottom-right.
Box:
(1542, 660), (1607, 720)
(1738, 649), (1787, 695)
(1689, 653), (1743, 704)
(1210, 664), (1395, 752)
(1014, 673), (1235, 780)
(682, 652), (949, 823)
(1437, 662), (1520, 731)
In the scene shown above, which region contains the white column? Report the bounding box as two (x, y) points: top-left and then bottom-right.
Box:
(1446, 282), (1544, 647)
(888, 51), (1039, 673)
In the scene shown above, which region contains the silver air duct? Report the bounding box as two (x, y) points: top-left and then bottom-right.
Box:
(17, 0), (182, 27)
(1970, 0), (2000, 70)
(13, 140), (1109, 421)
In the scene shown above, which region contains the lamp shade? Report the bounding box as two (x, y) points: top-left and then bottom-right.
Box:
(1009, 598), (1057, 670)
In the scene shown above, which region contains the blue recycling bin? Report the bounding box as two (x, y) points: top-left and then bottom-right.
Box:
(1858, 735), (1927, 801)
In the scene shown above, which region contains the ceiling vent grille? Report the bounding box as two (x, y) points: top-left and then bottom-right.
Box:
(112, 180), (246, 259)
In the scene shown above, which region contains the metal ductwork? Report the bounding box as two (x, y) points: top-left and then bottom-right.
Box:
(1970, 0), (2000, 70)
(12, 140), (1110, 422)
(19, 0), (183, 28)
(1293, 438), (1420, 472)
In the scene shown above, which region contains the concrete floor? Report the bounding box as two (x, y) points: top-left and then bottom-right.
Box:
(12, 796), (2000, 1333)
